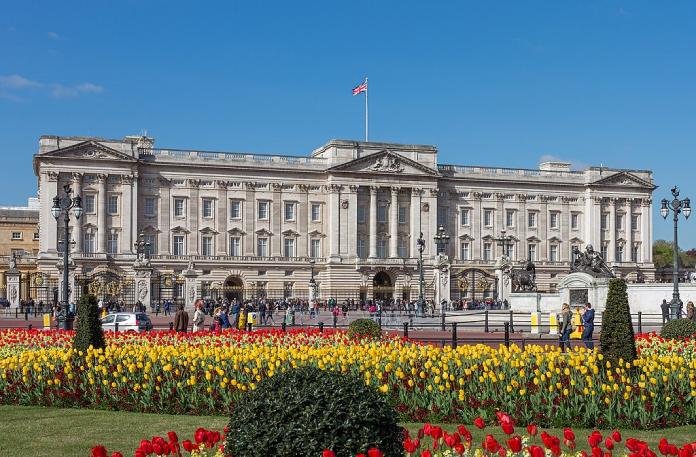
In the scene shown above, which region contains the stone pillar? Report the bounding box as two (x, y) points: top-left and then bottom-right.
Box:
(122, 175), (134, 254)
(41, 172), (60, 253)
(183, 268), (198, 310)
(134, 267), (153, 309)
(244, 182), (256, 255)
(131, 174), (139, 251)
(298, 185), (309, 256)
(389, 187), (399, 257)
(410, 188), (422, 257)
(434, 255), (451, 305)
(517, 194), (527, 262)
(346, 186), (359, 258)
(216, 181), (228, 255)
(271, 183), (282, 257)
(97, 174), (108, 253)
(5, 268), (21, 308)
(189, 180), (200, 255)
(328, 184), (341, 261)
(72, 173), (83, 254)
(427, 188), (439, 257)
(159, 177), (171, 255)
(607, 198), (616, 262)
(642, 198), (651, 263)
(472, 193), (482, 260)
(369, 186), (378, 258)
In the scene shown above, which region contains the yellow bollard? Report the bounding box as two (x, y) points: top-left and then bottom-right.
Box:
(549, 313), (558, 335)
(530, 312), (540, 334)
(43, 313), (51, 329)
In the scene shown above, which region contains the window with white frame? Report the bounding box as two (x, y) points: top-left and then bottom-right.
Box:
(377, 206), (387, 223)
(83, 232), (96, 253)
(571, 213), (580, 230)
(357, 206), (366, 223)
(377, 238), (387, 258)
(357, 238), (366, 258)
(202, 199), (214, 219)
(600, 244), (608, 260)
(84, 195), (95, 214)
(616, 244), (624, 262)
(33, 232), (39, 240)
(398, 206), (407, 224)
(283, 238), (295, 257)
(174, 198), (185, 217)
(257, 237), (268, 257)
(483, 210), (493, 227)
(631, 243), (640, 262)
(230, 236), (241, 256)
(549, 244), (558, 262)
(310, 239), (321, 258)
(311, 203), (321, 222)
(107, 195), (119, 215)
(460, 208), (470, 226)
(257, 201), (269, 220)
(201, 236), (214, 256)
(460, 242), (470, 260)
(483, 242), (492, 261)
(230, 200), (242, 219)
(144, 197), (156, 217)
(11, 232), (21, 240)
(284, 202), (296, 221)
(549, 212), (559, 229)
(601, 213), (609, 230)
(528, 244), (537, 261)
(506, 210), (515, 227)
(631, 214), (639, 231)
(144, 234), (156, 256)
(398, 237), (407, 258)
(616, 213), (624, 230)
(173, 235), (185, 256)
(437, 207), (447, 226)
(107, 233), (119, 254)
(528, 211), (537, 228)
(571, 244), (579, 259)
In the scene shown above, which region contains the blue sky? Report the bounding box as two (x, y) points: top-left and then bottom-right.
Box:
(1, 1), (695, 247)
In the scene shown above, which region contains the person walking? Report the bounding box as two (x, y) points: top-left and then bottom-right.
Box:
(687, 301), (696, 323)
(192, 302), (205, 332)
(581, 302), (595, 350)
(174, 304), (189, 333)
(559, 303), (573, 352)
(661, 299), (670, 323)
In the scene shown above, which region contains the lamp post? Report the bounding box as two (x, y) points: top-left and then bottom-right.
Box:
(416, 232), (426, 317)
(309, 259), (317, 302)
(51, 184), (83, 330)
(433, 225), (450, 328)
(495, 228), (515, 260)
(660, 186), (691, 320)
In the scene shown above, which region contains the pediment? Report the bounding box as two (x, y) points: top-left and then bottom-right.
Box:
(281, 229), (300, 237)
(171, 225), (190, 234)
(308, 230), (326, 238)
(569, 237), (583, 244)
(527, 236), (541, 243)
(481, 235), (495, 242)
(459, 234), (474, 241)
(141, 224), (160, 233)
(328, 150), (439, 176)
(591, 171), (655, 190)
(227, 227), (246, 236)
(38, 140), (137, 162)
(255, 228), (273, 236)
(548, 236), (562, 243)
(200, 227), (219, 235)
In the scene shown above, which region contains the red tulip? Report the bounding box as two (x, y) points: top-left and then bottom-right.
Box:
(110, 453), (123, 457)
(404, 437), (418, 453)
(484, 435), (501, 453)
(356, 454), (366, 457)
(421, 451), (432, 457)
(167, 431), (178, 443)
(473, 417), (486, 429)
(501, 423), (515, 435)
(194, 428), (207, 444)
(134, 450), (146, 457)
(498, 448), (508, 457)
(423, 423), (432, 436)
(323, 450), (336, 457)
(91, 446), (108, 457)
(611, 431), (622, 443)
(457, 425), (472, 442)
(508, 436), (523, 453)
(367, 448), (383, 457)
(529, 445), (545, 457)
(592, 446), (602, 457)
(659, 439), (670, 456)
(430, 426), (443, 440)
(138, 440), (153, 455)
(605, 439), (614, 450)
(563, 429), (575, 442)
(527, 424), (538, 436)
(182, 440), (194, 452)
(454, 443), (465, 455)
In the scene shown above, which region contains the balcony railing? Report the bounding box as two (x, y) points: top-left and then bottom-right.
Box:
(139, 148), (328, 167)
(149, 254), (326, 263)
(438, 164), (584, 178)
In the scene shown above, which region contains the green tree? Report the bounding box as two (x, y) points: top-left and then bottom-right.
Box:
(652, 240), (696, 269)
(73, 293), (105, 352)
(600, 278), (637, 364)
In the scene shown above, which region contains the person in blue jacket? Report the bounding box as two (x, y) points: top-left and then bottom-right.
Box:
(581, 302), (595, 349)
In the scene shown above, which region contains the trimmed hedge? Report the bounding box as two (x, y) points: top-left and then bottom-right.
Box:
(600, 278), (637, 364)
(661, 318), (696, 340)
(347, 318), (382, 340)
(73, 293), (105, 352)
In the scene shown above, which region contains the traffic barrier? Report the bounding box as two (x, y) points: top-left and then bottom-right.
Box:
(549, 313), (558, 335)
(530, 312), (540, 334)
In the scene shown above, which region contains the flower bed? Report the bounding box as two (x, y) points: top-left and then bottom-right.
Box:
(90, 414), (696, 457)
(636, 333), (696, 361)
(2, 329), (696, 428)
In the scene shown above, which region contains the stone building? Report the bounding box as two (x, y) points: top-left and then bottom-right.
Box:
(0, 198), (40, 302)
(31, 135), (656, 308)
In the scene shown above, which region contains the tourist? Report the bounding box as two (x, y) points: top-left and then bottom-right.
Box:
(220, 306), (231, 329)
(258, 300), (267, 326)
(559, 303), (572, 352)
(192, 302), (205, 332)
(687, 301), (695, 322)
(581, 303), (595, 349)
(231, 301), (240, 328)
(174, 304), (189, 333)
(163, 300), (171, 316)
(661, 299), (670, 323)
(212, 307), (222, 332)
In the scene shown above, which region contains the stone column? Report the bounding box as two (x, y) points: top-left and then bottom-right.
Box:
(122, 175), (134, 254)
(607, 198), (616, 262)
(131, 173), (139, 252)
(389, 187), (399, 257)
(134, 267), (153, 309)
(97, 174), (108, 253)
(472, 193), (482, 259)
(244, 182), (256, 255)
(5, 268), (21, 308)
(41, 172), (60, 253)
(642, 198), (651, 263)
(183, 268), (198, 311)
(410, 188), (422, 257)
(158, 177), (171, 255)
(517, 194), (527, 262)
(189, 180), (200, 255)
(369, 186), (378, 258)
(346, 186), (359, 258)
(328, 184), (341, 260)
(71, 173), (83, 254)
(298, 185), (309, 256)
(271, 183), (282, 257)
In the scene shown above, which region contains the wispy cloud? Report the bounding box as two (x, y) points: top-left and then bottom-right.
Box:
(47, 31), (64, 40)
(0, 73), (104, 101)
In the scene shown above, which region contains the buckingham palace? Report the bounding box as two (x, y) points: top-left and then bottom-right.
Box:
(31, 134), (656, 308)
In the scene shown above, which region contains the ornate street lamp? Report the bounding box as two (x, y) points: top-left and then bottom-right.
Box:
(433, 225), (450, 255)
(309, 259), (317, 302)
(416, 232), (426, 317)
(660, 186), (691, 320)
(495, 228), (515, 259)
(51, 184), (83, 330)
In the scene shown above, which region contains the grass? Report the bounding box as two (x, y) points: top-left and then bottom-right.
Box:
(0, 405), (694, 456)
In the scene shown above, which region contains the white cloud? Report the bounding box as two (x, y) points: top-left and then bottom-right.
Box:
(0, 74), (42, 89)
(47, 31), (64, 40)
(0, 91), (26, 102)
(75, 82), (103, 94)
(51, 82), (104, 98)
(0, 74), (104, 101)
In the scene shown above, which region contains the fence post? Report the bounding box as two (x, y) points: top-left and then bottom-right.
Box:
(246, 323), (252, 332)
(281, 322), (287, 332)
(169, 322), (174, 331)
(318, 322), (324, 333)
(504, 322), (510, 349)
(378, 311), (382, 329)
(484, 310), (489, 333)
(451, 322), (458, 349)
(24, 310), (29, 321)
(28, 324), (33, 330)
(15, 308), (18, 318)
(637, 312), (643, 334)
(403, 322), (409, 339)
(115, 322), (119, 333)
(508, 310), (514, 333)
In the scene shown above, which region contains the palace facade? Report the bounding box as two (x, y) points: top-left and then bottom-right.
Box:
(31, 135), (656, 308)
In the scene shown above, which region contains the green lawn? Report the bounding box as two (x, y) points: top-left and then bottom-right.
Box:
(0, 405), (694, 457)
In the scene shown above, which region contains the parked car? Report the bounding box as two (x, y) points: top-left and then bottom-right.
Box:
(101, 312), (152, 332)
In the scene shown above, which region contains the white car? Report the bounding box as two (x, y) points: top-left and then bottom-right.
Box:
(101, 312), (153, 332)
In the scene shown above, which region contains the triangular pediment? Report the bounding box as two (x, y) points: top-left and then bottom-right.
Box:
(227, 227), (246, 236)
(171, 225), (190, 234)
(200, 227), (219, 235)
(328, 150), (439, 176)
(281, 229), (300, 237)
(591, 171), (655, 190)
(38, 140), (137, 162)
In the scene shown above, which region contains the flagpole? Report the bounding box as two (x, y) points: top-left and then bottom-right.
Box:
(364, 77), (369, 142)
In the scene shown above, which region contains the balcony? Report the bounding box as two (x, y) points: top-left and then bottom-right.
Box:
(149, 254), (326, 264)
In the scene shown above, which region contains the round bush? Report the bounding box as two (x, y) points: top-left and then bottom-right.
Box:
(225, 366), (402, 457)
(661, 318), (696, 339)
(347, 318), (382, 340)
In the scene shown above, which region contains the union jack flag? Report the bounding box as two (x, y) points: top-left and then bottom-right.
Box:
(352, 79), (368, 95)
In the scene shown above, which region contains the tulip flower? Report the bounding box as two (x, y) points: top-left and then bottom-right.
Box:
(508, 435), (523, 453)
(473, 417), (485, 429)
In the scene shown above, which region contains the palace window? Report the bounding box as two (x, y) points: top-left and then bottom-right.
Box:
(377, 206), (387, 223)
(601, 213), (609, 230)
(357, 238), (366, 258)
(257, 201), (269, 220)
(549, 244), (559, 262)
(398, 206), (407, 224)
(460, 242), (470, 260)
(528, 244), (537, 261)
(173, 235), (185, 256)
(528, 211), (537, 228)
(83, 232), (96, 254)
(377, 238), (387, 258)
(33, 232), (39, 240)
(616, 245), (624, 263)
(201, 236), (214, 256)
(84, 195), (95, 214)
(600, 244), (608, 260)
(310, 239), (321, 258)
(398, 237), (408, 258)
(616, 214), (624, 230)
(483, 242), (492, 261)
(144, 234), (156, 255)
(284, 238), (295, 257)
(202, 199), (214, 219)
(174, 198), (185, 217)
(230, 237), (241, 256)
(571, 213), (580, 230)
(11, 232), (21, 240)
(144, 197), (156, 217)
(107, 233), (119, 254)
(107, 195), (119, 215)
(631, 214), (640, 231)
(632, 243), (640, 262)
(311, 203), (321, 222)
(483, 210), (493, 227)
(284, 202), (296, 221)
(256, 237), (268, 257)
(549, 212), (559, 230)
(460, 208), (470, 226)
(506, 210), (515, 227)
(357, 206), (366, 223)
(230, 200), (242, 219)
